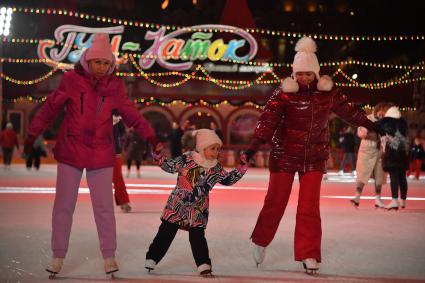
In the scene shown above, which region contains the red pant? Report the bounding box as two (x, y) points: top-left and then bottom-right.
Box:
(251, 171), (323, 262)
(407, 160), (422, 179)
(113, 156), (130, 205)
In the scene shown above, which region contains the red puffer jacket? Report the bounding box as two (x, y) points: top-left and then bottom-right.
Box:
(28, 67), (156, 170)
(251, 77), (376, 173)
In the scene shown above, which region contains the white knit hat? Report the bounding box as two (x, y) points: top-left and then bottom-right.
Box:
(6, 122), (13, 129)
(193, 129), (223, 153)
(292, 37), (320, 79)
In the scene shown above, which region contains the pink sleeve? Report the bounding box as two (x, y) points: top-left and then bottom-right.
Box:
(116, 81), (156, 142)
(28, 74), (70, 138)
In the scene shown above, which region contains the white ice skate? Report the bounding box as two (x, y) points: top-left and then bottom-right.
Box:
(400, 199), (406, 209)
(145, 259), (156, 272)
(385, 198), (399, 211)
(302, 258), (319, 275)
(46, 258), (64, 279)
(198, 263), (213, 277)
(374, 197), (385, 208)
(253, 243), (266, 267)
(104, 257), (119, 278)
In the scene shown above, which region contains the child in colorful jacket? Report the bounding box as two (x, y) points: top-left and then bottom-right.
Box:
(145, 129), (247, 276)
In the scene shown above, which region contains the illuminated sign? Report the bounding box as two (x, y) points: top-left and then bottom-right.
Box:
(37, 24), (258, 71)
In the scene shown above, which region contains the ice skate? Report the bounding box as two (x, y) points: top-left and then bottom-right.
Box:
(120, 203), (132, 213)
(104, 257), (119, 278)
(385, 198), (399, 211)
(400, 199), (406, 209)
(350, 198), (359, 208)
(145, 259), (156, 272)
(198, 263), (213, 277)
(338, 170), (344, 176)
(374, 196), (384, 208)
(253, 243), (266, 267)
(302, 258), (319, 275)
(46, 258), (64, 279)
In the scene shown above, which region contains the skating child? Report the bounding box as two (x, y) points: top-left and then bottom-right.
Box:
(24, 34), (157, 278)
(145, 129), (247, 276)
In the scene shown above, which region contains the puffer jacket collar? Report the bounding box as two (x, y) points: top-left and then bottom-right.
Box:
(281, 75), (334, 93)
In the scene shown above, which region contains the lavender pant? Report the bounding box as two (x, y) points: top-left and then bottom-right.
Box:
(52, 163), (116, 259)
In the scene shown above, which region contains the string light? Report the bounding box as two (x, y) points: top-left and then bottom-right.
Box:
(5, 95), (417, 112)
(9, 6), (425, 41)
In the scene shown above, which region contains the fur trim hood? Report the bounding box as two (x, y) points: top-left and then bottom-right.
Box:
(281, 75), (334, 93)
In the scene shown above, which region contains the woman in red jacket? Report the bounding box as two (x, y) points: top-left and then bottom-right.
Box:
(24, 34), (157, 278)
(244, 37), (376, 274)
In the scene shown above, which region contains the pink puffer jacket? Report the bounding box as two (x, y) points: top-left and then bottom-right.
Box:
(28, 67), (155, 170)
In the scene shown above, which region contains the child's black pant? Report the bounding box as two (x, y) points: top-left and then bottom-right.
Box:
(146, 220), (211, 267)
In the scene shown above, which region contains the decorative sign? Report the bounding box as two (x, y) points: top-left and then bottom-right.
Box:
(37, 24), (258, 71)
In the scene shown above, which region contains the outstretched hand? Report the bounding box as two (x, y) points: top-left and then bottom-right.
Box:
(152, 143), (164, 161)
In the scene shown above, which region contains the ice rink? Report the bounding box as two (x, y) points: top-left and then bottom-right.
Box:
(1, 164), (425, 282)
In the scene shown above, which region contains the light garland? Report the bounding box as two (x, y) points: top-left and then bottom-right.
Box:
(0, 67), (59, 85)
(5, 95), (418, 112)
(8, 6), (425, 42)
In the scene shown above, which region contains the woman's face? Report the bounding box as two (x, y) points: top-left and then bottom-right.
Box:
(88, 59), (112, 78)
(295, 71), (315, 86)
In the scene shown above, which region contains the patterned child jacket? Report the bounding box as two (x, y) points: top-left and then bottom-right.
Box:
(156, 152), (246, 229)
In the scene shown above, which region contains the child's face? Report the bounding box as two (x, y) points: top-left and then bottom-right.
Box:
(203, 143), (221, 160)
(88, 59), (112, 78)
(295, 71), (315, 86)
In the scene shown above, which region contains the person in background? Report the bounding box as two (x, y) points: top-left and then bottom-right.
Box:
(406, 136), (424, 180)
(26, 134), (47, 171)
(338, 126), (357, 176)
(350, 102), (393, 208)
(377, 106), (409, 210)
(124, 127), (147, 178)
(0, 122), (19, 170)
(112, 111), (132, 213)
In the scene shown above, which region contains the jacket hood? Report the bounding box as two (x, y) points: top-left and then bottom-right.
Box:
(281, 75), (334, 93)
(385, 106), (401, 119)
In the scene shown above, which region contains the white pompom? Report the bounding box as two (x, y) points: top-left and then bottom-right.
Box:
(295, 37), (317, 53)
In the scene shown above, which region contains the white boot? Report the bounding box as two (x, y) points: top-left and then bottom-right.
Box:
(338, 170), (344, 176)
(400, 199), (406, 208)
(302, 258), (319, 275)
(145, 259), (156, 272)
(385, 198), (399, 210)
(46, 258), (64, 275)
(253, 243), (266, 267)
(374, 195), (384, 208)
(197, 263), (212, 276)
(104, 257), (119, 274)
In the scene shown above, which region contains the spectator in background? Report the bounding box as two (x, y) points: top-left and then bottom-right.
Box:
(26, 134), (47, 171)
(210, 121), (224, 142)
(0, 122), (19, 170)
(181, 120), (197, 152)
(338, 126), (357, 176)
(407, 136), (425, 180)
(124, 127), (147, 178)
(168, 122), (184, 158)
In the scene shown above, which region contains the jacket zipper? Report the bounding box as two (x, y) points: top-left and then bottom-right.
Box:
(304, 84), (314, 172)
(97, 96), (105, 115)
(80, 93), (84, 114)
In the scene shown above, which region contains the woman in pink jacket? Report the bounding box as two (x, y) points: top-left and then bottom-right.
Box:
(24, 34), (157, 278)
